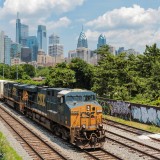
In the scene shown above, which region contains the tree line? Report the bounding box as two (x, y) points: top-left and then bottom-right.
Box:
(0, 43), (160, 106)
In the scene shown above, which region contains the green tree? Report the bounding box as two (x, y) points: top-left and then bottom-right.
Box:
(69, 58), (94, 89)
(36, 67), (50, 77)
(22, 64), (36, 77)
(45, 67), (76, 88)
(92, 45), (118, 98)
(0, 64), (11, 79)
(10, 65), (24, 80)
(55, 62), (68, 68)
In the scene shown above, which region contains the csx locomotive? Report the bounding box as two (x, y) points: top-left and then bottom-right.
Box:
(0, 80), (106, 149)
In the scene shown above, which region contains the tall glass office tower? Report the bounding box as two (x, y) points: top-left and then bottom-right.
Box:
(20, 24), (29, 46)
(0, 31), (5, 63)
(97, 34), (106, 49)
(77, 28), (88, 48)
(16, 12), (29, 46)
(11, 43), (22, 58)
(4, 36), (11, 65)
(37, 25), (47, 54)
(16, 12), (21, 44)
(27, 36), (38, 61)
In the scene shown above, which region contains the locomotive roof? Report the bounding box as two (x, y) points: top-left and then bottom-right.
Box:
(24, 85), (37, 92)
(16, 84), (29, 89)
(47, 88), (69, 91)
(58, 89), (95, 96)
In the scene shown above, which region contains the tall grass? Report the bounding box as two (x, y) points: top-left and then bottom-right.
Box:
(104, 115), (160, 133)
(0, 132), (22, 160)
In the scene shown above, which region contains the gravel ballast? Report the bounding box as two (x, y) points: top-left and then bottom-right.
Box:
(0, 120), (32, 160)
(0, 103), (86, 160)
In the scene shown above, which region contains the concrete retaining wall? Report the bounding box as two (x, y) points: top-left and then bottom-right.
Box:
(98, 98), (160, 126)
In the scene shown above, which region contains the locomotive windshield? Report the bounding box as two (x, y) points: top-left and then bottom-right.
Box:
(66, 96), (82, 102)
(84, 95), (95, 101)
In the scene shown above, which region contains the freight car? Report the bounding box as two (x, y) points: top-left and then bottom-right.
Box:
(1, 81), (106, 149)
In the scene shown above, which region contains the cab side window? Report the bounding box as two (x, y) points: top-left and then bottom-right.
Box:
(58, 96), (64, 103)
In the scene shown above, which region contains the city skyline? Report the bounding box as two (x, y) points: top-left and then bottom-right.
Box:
(0, 0), (160, 56)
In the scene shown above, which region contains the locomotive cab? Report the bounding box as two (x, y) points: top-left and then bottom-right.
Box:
(58, 89), (106, 149)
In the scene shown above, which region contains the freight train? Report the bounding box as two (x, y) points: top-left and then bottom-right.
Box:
(0, 80), (106, 149)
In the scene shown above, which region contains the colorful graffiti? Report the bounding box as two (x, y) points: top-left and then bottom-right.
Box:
(98, 98), (160, 126)
(131, 106), (160, 126)
(109, 101), (131, 118)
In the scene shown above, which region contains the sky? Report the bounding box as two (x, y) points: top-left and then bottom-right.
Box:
(0, 0), (160, 56)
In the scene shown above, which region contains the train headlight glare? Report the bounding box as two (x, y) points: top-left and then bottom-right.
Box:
(82, 124), (86, 129)
(99, 123), (103, 128)
(87, 105), (90, 111)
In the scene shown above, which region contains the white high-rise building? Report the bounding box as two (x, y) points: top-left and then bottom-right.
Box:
(48, 33), (63, 57)
(0, 31), (5, 63)
(49, 33), (59, 45)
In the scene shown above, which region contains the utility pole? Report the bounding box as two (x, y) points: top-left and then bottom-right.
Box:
(16, 65), (18, 80)
(55, 54), (57, 65)
(2, 65), (4, 79)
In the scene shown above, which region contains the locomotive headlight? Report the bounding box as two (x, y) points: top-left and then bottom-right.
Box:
(99, 123), (103, 128)
(82, 124), (86, 129)
(86, 105), (90, 111)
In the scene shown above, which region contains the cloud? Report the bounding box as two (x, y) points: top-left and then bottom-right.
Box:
(45, 17), (71, 30)
(76, 18), (86, 23)
(0, 0), (85, 16)
(85, 28), (160, 53)
(9, 16), (71, 31)
(85, 5), (160, 52)
(0, 0), (79, 39)
(86, 5), (160, 30)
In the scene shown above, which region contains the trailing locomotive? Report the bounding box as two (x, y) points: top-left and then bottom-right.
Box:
(1, 80), (106, 149)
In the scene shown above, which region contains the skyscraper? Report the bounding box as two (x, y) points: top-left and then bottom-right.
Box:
(97, 34), (106, 49)
(27, 36), (38, 61)
(37, 25), (47, 54)
(11, 43), (22, 58)
(77, 27), (88, 48)
(21, 47), (32, 63)
(48, 33), (63, 57)
(4, 36), (11, 65)
(20, 24), (29, 46)
(49, 33), (59, 45)
(117, 47), (124, 55)
(0, 31), (5, 63)
(16, 12), (21, 44)
(16, 12), (29, 46)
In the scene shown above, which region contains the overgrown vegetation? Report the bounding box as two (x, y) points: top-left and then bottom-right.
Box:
(0, 132), (22, 160)
(0, 43), (160, 106)
(92, 44), (160, 106)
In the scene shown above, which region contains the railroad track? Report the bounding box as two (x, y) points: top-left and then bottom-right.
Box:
(0, 103), (122, 160)
(83, 148), (123, 160)
(103, 119), (160, 143)
(106, 129), (160, 160)
(0, 104), (69, 160)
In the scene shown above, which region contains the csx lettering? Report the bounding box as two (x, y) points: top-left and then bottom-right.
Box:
(12, 87), (16, 96)
(37, 94), (45, 106)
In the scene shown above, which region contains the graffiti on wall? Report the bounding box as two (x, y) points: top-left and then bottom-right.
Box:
(131, 106), (160, 126)
(109, 101), (131, 118)
(98, 98), (160, 126)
